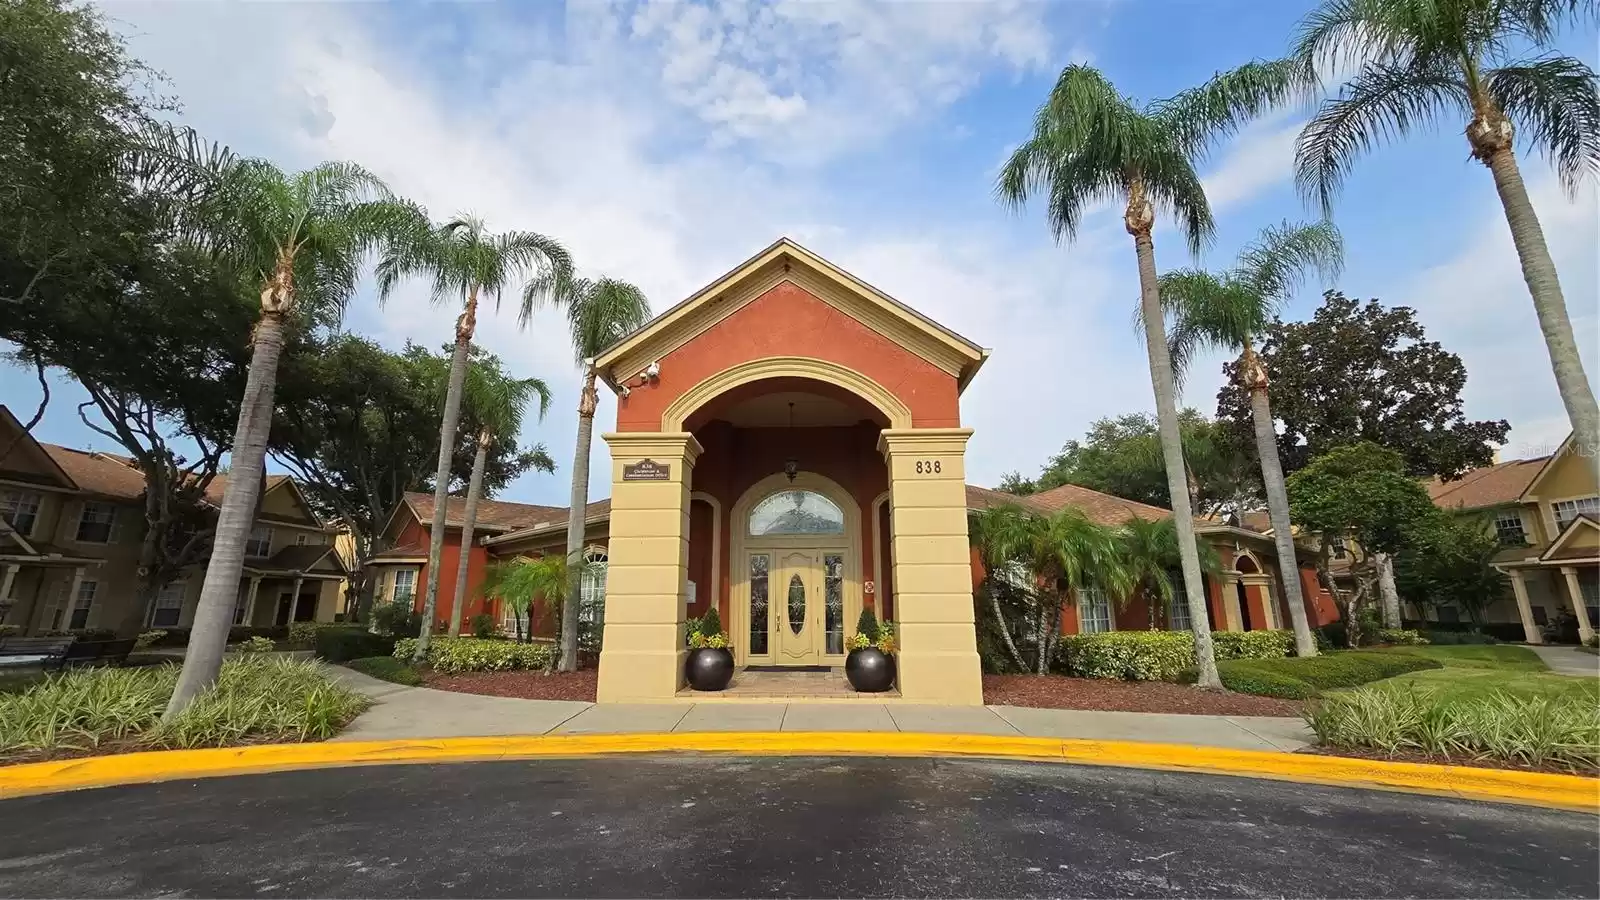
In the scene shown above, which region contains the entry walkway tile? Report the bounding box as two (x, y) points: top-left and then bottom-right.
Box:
(886, 705), (1020, 735)
(989, 706), (1300, 752)
(780, 703), (897, 732)
(554, 704), (691, 734)
(675, 704), (787, 732)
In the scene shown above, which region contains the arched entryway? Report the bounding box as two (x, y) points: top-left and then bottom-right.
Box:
(730, 473), (863, 668)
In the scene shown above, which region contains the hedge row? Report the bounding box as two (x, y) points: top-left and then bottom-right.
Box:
(313, 627), (398, 663)
(1218, 652), (1443, 699)
(392, 636), (556, 673)
(344, 656), (423, 686)
(1059, 629), (1297, 681)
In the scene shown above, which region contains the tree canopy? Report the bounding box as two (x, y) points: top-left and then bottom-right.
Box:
(1217, 292), (1510, 479)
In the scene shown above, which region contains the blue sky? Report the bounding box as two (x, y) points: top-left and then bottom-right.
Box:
(6, 0), (1596, 506)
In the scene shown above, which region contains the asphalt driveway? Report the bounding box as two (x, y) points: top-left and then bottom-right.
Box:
(0, 757), (1593, 898)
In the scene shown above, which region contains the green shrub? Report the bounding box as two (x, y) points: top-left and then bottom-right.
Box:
(372, 598), (421, 638)
(1060, 631), (1194, 681)
(1373, 628), (1428, 645)
(1307, 684), (1600, 770)
(392, 636), (555, 673)
(1215, 660), (1320, 699)
(1585, 634), (1599, 649)
(1216, 651), (1443, 698)
(313, 627), (397, 663)
(1422, 629), (1501, 645)
(1213, 630), (1295, 660)
(0, 624), (21, 638)
(470, 613), (498, 639)
(855, 608), (880, 642)
(344, 656), (423, 686)
(235, 636), (276, 654)
(285, 622), (321, 647)
(134, 630), (167, 651)
(0, 657), (369, 753)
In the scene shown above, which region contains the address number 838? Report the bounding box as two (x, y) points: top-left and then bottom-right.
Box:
(914, 460), (943, 474)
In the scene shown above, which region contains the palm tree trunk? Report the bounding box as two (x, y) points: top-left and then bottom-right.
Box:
(163, 311), (285, 719)
(559, 370), (598, 673)
(987, 584), (1028, 672)
(448, 429), (491, 636)
(1482, 146), (1600, 454)
(1129, 202), (1221, 689)
(415, 292), (476, 662)
(1245, 374), (1317, 657)
(1375, 552), (1401, 629)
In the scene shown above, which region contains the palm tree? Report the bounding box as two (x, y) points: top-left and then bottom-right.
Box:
(479, 554), (570, 644)
(1118, 517), (1222, 630)
(969, 504), (1041, 672)
(558, 277), (650, 672)
(997, 61), (1308, 688)
(164, 161), (420, 719)
(1293, 0), (1600, 453)
(1158, 221), (1344, 656)
(376, 215), (573, 663)
(446, 356), (553, 636)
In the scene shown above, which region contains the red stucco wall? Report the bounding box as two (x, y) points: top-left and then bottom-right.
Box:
(615, 282), (962, 432)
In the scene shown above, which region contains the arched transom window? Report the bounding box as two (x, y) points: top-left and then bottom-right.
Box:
(748, 490), (846, 536)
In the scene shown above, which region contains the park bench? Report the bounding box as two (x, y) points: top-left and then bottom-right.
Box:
(0, 636), (75, 669)
(59, 637), (136, 668)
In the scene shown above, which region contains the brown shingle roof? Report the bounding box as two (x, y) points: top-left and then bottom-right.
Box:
(1425, 456), (1547, 511)
(404, 492), (567, 532)
(41, 445), (146, 500)
(964, 483), (1171, 527)
(204, 472), (290, 506)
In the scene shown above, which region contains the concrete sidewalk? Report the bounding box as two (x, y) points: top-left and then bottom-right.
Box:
(328, 668), (1312, 752)
(1530, 645), (1600, 678)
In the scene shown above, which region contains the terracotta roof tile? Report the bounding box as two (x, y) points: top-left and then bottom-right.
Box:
(404, 491), (568, 531)
(1425, 456), (1547, 511)
(372, 541), (428, 560)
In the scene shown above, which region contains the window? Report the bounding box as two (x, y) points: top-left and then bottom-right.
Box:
(391, 569), (416, 604)
(1078, 585), (1113, 634)
(823, 553), (844, 654)
(295, 533), (308, 546)
(68, 581), (97, 630)
(1167, 575), (1192, 631)
(245, 525), (273, 557)
(0, 490), (41, 537)
(150, 581), (186, 628)
(1493, 510), (1528, 546)
(1436, 606), (1460, 624)
(1329, 536), (1348, 559)
(1553, 497), (1599, 532)
(75, 502), (117, 543)
(579, 549), (608, 626)
(749, 554), (770, 656)
(232, 587), (250, 626)
(1582, 571), (1599, 627)
(748, 491), (845, 536)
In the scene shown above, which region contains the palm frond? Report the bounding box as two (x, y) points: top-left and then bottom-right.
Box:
(497, 231), (573, 323)
(1140, 138), (1217, 256)
(1233, 219), (1345, 301)
(567, 277), (652, 363)
(1295, 59), (1470, 214)
(1152, 269), (1248, 386)
(1154, 58), (1319, 160)
(1500, 0), (1600, 47)
(1486, 54), (1600, 195)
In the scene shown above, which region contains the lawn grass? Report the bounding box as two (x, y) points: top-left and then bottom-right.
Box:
(1373, 644), (1548, 671)
(1367, 667), (1599, 705)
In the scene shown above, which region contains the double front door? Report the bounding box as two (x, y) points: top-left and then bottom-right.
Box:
(747, 548), (846, 665)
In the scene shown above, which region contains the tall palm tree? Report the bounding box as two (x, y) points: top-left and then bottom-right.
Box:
(997, 61), (1308, 688)
(446, 356), (553, 636)
(1159, 221), (1345, 656)
(1293, 0), (1600, 453)
(1118, 517), (1222, 630)
(376, 215), (573, 662)
(558, 277), (650, 672)
(165, 161), (420, 719)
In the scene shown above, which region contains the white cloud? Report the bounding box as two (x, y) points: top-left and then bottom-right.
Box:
(1200, 119), (1303, 212)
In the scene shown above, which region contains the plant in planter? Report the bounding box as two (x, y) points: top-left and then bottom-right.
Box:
(845, 609), (897, 692)
(685, 607), (734, 691)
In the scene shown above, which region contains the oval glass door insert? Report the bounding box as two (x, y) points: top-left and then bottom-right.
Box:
(786, 574), (806, 635)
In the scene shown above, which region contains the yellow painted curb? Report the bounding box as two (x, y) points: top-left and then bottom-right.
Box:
(2, 732), (1596, 812)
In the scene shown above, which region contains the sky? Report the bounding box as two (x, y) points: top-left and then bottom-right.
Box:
(5, 0), (1597, 507)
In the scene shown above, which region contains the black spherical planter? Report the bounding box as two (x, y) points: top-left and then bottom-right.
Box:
(845, 647), (896, 693)
(685, 647), (734, 691)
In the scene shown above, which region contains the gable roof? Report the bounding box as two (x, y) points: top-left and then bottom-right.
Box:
(249, 543), (349, 576)
(1540, 514), (1600, 564)
(964, 483), (1171, 527)
(483, 499), (612, 547)
(1425, 456), (1549, 511)
(593, 238), (988, 393)
(0, 407), (77, 490)
(41, 445), (147, 500)
(400, 491), (568, 534)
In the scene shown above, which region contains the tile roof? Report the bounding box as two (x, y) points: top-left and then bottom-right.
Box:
(254, 544), (346, 574)
(205, 472), (290, 506)
(41, 445), (147, 500)
(964, 483), (1171, 527)
(403, 492), (568, 531)
(1425, 456), (1548, 511)
(371, 541), (429, 561)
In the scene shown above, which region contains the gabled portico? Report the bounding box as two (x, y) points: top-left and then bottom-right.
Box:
(592, 238), (990, 704)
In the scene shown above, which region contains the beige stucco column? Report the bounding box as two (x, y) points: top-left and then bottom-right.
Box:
(1221, 574), (1243, 631)
(878, 428), (983, 705)
(0, 564), (16, 607)
(289, 574), (304, 625)
(244, 576), (262, 626)
(1505, 568), (1543, 644)
(1560, 566), (1594, 644)
(596, 431), (702, 702)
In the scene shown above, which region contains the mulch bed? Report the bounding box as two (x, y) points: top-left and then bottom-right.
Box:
(982, 674), (1305, 717)
(423, 669), (598, 703)
(1302, 745), (1599, 777)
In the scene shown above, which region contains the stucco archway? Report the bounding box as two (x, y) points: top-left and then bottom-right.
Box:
(660, 356), (913, 433)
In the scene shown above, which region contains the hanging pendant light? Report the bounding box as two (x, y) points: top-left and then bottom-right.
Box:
(783, 401), (800, 482)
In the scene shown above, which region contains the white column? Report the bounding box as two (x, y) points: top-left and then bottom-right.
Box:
(1561, 566), (1594, 644)
(289, 575), (304, 625)
(0, 564), (17, 606)
(1506, 568), (1543, 644)
(244, 576), (262, 627)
